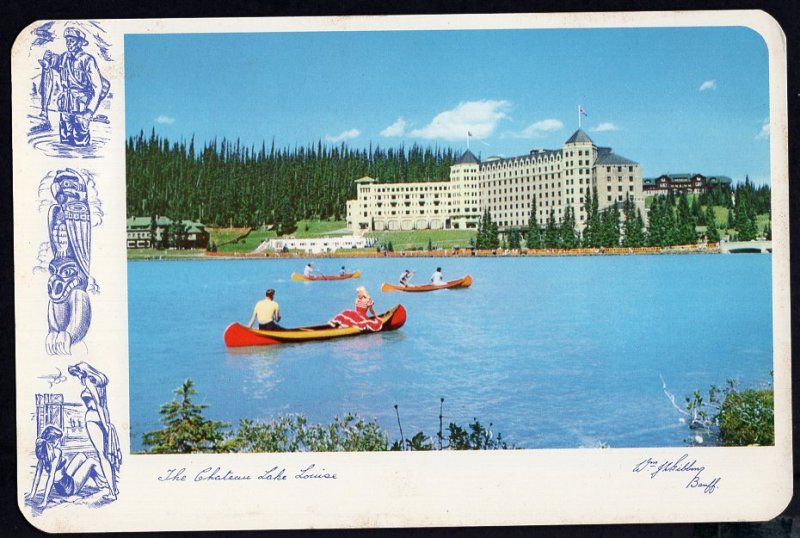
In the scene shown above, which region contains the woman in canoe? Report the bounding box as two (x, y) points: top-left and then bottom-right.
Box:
(329, 286), (383, 331)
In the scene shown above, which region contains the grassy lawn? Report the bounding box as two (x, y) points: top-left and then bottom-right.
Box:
(210, 228), (275, 253)
(367, 229), (476, 250)
(208, 220), (349, 252)
(293, 220), (350, 237)
(127, 248), (208, 260)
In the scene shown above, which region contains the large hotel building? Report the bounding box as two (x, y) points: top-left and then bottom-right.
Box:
(346, 129), (645, 233)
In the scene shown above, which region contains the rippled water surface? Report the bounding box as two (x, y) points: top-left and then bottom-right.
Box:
(129, 254), (773, 450)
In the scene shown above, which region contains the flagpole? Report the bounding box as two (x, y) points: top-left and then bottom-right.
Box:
(578, 105), (581, 129)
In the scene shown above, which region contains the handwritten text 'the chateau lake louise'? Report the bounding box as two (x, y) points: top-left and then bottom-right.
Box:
(157, 464), (336, 484)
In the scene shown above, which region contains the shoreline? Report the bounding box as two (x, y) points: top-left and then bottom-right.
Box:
(127, 243), (748, 261)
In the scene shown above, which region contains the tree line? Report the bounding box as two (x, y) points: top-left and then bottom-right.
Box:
(475, 180), (770, 250)
(126, 131), (457, 228)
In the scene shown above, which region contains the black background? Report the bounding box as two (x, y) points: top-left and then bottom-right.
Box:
(1, 1), (797, 537)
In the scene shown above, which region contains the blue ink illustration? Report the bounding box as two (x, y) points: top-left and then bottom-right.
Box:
(26, 364), (122, 514)
(35, 169), (102, 355)
(38, 367), (68, 388)
(67, 363), (121, 500)
(27, 425), (111, 510)
(27, 22), (112, 158)
(30, 21), (56, 47)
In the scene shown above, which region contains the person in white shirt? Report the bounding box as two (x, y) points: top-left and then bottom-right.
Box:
(430, 267), (444, 285)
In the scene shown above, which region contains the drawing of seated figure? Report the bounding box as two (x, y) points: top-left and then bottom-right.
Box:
(26, 425), (109, 509)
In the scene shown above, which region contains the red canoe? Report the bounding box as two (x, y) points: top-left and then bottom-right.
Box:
(291, 271), (361, 281)
(224, 304), (406, 347)
(380, 275), (472, 293)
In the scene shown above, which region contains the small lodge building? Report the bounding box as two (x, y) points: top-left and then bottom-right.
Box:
(259, 235), (374, 254)
(642, 173), (732, 196)
(126, 216), (210, 249)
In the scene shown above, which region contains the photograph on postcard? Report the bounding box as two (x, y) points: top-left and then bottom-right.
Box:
(123, 26), (775, 454)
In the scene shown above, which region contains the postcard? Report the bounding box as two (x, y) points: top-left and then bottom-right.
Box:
(12, 11), (791, 532)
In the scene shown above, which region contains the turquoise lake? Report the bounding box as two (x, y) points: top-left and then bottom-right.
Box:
(128, 254), (773, 451)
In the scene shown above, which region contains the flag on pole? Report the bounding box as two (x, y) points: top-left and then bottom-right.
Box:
(468, 131), (473, 136)
(579, 106), (588, 117)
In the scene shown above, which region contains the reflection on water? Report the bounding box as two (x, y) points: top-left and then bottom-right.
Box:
(129, 255), (773, 450)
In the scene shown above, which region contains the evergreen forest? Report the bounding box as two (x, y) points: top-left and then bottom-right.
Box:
(126, 131), (456, 228)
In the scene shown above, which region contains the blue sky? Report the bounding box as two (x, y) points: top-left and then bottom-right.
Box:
(125, 26), (771, 184)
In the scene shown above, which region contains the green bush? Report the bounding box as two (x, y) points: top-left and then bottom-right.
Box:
(681, 378), (774, 447)
(231, 414), (389, 452)
(718, 389), (774, 446)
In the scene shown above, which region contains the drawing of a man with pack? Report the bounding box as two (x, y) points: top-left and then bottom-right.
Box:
(37, 27), (110, 147)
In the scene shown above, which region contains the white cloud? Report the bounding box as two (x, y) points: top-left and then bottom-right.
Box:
(380, 117), (407, 137)
(508, 118), (564, 138)
(324, 128), (360, 143)
(155, 115), (175, 124)
(756, 118), (770, 139)
(408, 100), (511, 141)
(699, 80), (717, 92)
(590, 122), (619, 132)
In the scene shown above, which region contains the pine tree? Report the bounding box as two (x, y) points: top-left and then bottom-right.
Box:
(526, 196), (542, 249)
(149, 215), (157, 249)
(582, 186), (601, 248)
(559, 206), (578, 249)
(543, 209), (559, 248)
(675, 193), (697, 245)
(622, 196), (645, 247)
(141, 379), (231, 454)
(705, 205), (720, 243)
(599, 207), (621, 247)
(477, 209), (499, 249)
(488, 217), (500, 249)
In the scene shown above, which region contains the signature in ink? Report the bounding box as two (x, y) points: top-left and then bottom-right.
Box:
(633, 454), (720, 494)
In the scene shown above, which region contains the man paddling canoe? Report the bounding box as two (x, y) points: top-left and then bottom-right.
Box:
(248, 288), (282, 330)
(303, 263), (317, 278)
(399, 269), (415, 287)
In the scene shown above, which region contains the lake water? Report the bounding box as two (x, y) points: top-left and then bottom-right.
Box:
(128, 253), (773, 451)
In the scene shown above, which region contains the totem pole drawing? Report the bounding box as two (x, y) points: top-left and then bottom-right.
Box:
(45, 169), (95, 355)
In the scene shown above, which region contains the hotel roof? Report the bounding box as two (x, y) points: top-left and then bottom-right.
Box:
(565, 129), (594, 145)
(595, 147), (638, 166)
(454, 150), (480, 165)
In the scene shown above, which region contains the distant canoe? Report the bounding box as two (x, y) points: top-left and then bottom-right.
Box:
(291, 271), (361, 281)
(223, 304), (406, 347)
(380, 275), (472, 293)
